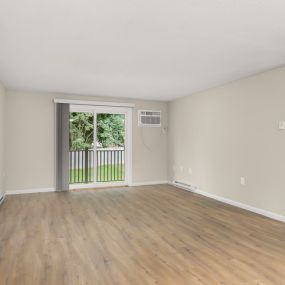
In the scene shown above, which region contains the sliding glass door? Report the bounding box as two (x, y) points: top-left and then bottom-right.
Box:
(69, 105), (131, 187)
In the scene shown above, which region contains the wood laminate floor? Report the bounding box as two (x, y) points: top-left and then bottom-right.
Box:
(0, 185), (285, 285)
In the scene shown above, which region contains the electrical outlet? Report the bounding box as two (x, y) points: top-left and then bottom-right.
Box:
(240, 177), (246, 186)
(279, 121), (285, 130)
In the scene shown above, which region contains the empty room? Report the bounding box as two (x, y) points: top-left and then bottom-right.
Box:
(1, 1), (285, 284)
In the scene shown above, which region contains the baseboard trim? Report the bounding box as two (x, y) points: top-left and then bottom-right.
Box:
(6, 188), (55, 195)
(130, 180), (169, 187)
(70, 182), (127, 190)
(170, 181), (285, 223)
(6, 182), (169, 193)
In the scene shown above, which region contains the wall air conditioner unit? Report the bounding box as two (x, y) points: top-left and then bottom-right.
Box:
(138, 110), (161, 127)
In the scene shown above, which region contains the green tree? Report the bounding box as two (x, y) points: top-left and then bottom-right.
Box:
(69, 112), (125, 150)
(97, 114), (125, 148)
(69, 112), (94, 150)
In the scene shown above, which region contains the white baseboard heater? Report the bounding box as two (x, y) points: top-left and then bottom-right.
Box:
(173, 180), (197, 191)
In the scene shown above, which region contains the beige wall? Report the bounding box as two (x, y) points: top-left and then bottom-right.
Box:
(5, 91), (168, 191)
(0, 83), (6, 196)
(169, 67), (285, 216)
(4, 67), (285, 216)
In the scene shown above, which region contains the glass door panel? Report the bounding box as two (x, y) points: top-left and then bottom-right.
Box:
(96, 113), (125, 183)
(69, 112), (94, 184)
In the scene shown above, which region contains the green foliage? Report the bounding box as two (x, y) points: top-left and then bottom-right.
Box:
(69, 112), (94, 150)
(97, 114), (125, 148)
(69, 112), (125, 150)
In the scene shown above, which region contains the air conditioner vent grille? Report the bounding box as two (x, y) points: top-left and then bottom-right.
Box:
(138, 110), (161, 127)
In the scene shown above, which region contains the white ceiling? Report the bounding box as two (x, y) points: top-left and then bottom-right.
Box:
(0, 0), (285, 101)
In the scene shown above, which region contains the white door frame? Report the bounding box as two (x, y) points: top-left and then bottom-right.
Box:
(69, 104), (132, 189)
